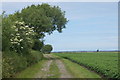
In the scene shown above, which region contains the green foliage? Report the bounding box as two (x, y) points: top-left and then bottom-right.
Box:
(41, 44), (53, 54)
(2, 14), (35, 55)
(2, 15), (15, 51)
(32, 39), (44, 51)
(2, 50), (43, 78)
(55, 52), (119, 78)
(2, 3), (67, 78)
(26, 50), (43, 66)
(17, 3), (68, 39)
(2, 52), (27, 78)
(0, 15), (1, 78)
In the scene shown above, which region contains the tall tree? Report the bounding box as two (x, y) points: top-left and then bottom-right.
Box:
(16, 3), (68, 39)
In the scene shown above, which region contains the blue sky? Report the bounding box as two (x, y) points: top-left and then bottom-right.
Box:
(2, 2), (118, 51)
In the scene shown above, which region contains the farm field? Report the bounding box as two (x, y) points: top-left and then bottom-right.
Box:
(54, 52), (119, 78)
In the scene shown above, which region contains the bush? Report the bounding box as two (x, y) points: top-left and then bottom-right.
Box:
(9, 21), (35, 55)
(26, 50), (43, 66)
(2, 52), (27, 78)
(2, 15), (15, 51)
(32, 40), (44, 51)
(41, 44), (53, 54)
(2, 50), (43, 78)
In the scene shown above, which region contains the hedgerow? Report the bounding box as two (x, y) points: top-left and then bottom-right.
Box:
(2, 3), (67, 78)
(2, 52), (27, 78)
(2, 15), (43, 78)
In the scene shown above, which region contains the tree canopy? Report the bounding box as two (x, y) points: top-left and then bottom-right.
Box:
(14, 3), (68, 39)
(2, 3), (68, 54)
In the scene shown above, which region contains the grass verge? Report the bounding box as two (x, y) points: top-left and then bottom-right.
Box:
(15, 60), (46, 78)
(47, 60), (60, 78)
(62, 59), (101, 78)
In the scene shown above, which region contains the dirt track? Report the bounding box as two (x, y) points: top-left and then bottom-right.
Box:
(35, 54), (72, 78)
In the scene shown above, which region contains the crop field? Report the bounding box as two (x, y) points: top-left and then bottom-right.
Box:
(54, 52), (119, 78)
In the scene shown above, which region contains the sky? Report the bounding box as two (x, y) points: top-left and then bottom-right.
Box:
(1, 0), (119, 2)
(2, 2), (118, 52)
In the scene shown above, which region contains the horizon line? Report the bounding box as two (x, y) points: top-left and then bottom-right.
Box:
(52, 50), (118, 52)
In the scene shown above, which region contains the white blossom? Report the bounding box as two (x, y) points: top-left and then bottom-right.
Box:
(30, 29), (33, 32)
(14, 37), (19, 41)
(25, 25), (29, 27)
(16, 33), (20, 36)
(10, 39), (13, 41)
(17, 43), (20, 45)
(15, 28), (18, 31)
(11, 34), (14, 36)
(12, 26), (16, 28)
(11, 21), (35, 53)
(11, 42), (18, 44)
(15, 21), (19, 23)
(19, 39), (23, 42)
(26, 33), (29, 35)
(19, 21), (24, 24)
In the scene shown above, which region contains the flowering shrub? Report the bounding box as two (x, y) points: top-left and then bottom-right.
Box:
(10, 21), (35, 54)
(2, 17), (43, 78)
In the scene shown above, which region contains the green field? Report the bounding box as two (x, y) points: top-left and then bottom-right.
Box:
(54, 52), (119, 78)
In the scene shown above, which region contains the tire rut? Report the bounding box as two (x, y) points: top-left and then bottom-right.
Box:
(55, 59), (73, 78)
(35, 55), (53, 78)
(35, 54), (73, 78)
